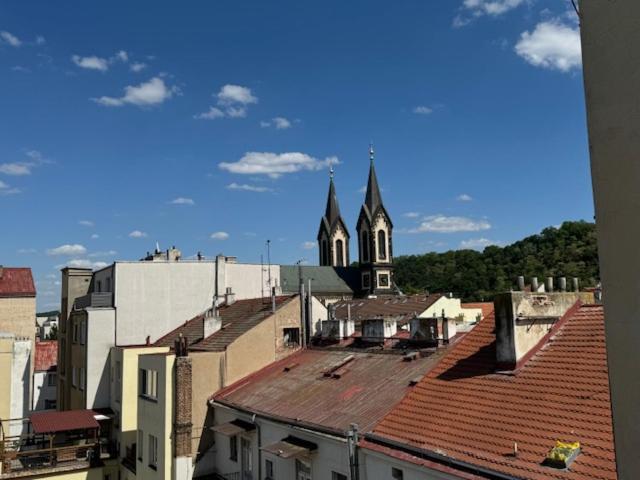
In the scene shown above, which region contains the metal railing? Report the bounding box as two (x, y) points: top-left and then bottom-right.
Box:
(74, 292), (113, 309)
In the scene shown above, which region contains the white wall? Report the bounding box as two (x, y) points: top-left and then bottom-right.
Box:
(32, 371), (56, 411)
(419, 297), (471, 322)
(212, 405), (351, 480)
(10, 338), (31, 436)
(114, 262), (216, 345)
(225, 262), (280, 300)
(363, 448), (461, 480)
(85, 308), (115, 409)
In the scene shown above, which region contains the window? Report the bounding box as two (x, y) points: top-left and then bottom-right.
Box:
(362, 273), (371, 289)
(265, 459), (274, 480)
(296, 459), (312, 480)
(392, 467), (404, 480)
(96, 280), (102, 293)
(379, 273), (390, 288)
(47, 373), (56, 387)
(137, 430), (144, 461)
(140, 369), (158, 400)
(332, 473), (347, 480)
(106, 277), (112, 292)
(72, 322), (79, 343)
(59, 338), (66, 374)
(148, 434), (158, 469)
(80, 320), (86, 345)
(229, 435), (238, 462)
(361, 231), (369, 263)
(241, 438), (252, 479)
(321, 240), (328, 266)
(79, 367), (85, 391)
(336, 239), (344, 266)
(377, 230), (387, 260)
(283, 328), (300, 348)
(44, 399), (56, 410)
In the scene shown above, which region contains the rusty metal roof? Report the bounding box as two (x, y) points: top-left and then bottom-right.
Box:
(0, 267), (35, 298)
(30, 409), (99, 434)
(213, 347), (450, 435)
(34, 340), (57, 372)
(368, 304), (616, 480)
(333, 294), (443, 323)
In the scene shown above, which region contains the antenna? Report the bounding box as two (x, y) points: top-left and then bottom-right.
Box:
(261, 254), (265, 304)
(266, 240), (272, 292)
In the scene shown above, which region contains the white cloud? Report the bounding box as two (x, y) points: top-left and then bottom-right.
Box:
(211, 231), (229, 240)
(459, 238), (502, 250)
(413, 106), (433, 115)
(515, 21), (582, 72)
(219, 152), (339, 179)
(1, 31), (22, 47)
(0, 163), (31, 175)
(0, 180), (20, 195)
(130, 62), (147, 72)
(93, 77), (177, 107)
(403, 212), (420, 218)
(60, 259), (109, 270)
(78, 220), (94, 227)
(226, 183), (273, 193)
(72, 54), (109, 71)
(194, 107), (225, 120)
(409, 215), (491, 233)
(217, 84), (257, 106)
(90, 234), (100, 239)
(225, 106), (247, 118)
(129, 230), (147, 238)
(301, 241), (316, 250)
(46, 244), (87, 256)
(457, 193), (473, 202)
(114, 50), (128, 62)
(169, 197), (195, 205)
(454, 0), (527, 27)
(261, 117), (292, 129)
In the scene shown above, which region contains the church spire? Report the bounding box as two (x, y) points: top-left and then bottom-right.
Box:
(364, 143), (383, 215)
(317, 166), (350, 267)
(324, 166), (342, 228)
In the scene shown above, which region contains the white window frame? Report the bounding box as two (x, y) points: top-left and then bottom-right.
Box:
(148, 434), (158, 469)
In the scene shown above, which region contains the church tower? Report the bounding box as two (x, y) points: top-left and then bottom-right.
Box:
(317, 168), (350, 267)
(356, 145), (394, 294)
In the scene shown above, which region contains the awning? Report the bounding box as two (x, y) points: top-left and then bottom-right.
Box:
(210, 418), (256, 436)
(261, 436), (318, 459)
(30, 409), (100, 434)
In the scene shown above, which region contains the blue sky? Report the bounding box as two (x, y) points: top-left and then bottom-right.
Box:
(0, 1), (588, 310)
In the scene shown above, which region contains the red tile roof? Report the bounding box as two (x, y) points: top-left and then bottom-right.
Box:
(34, 340), (57, 372)
(213, 347), (451, 435)
(154, 296), (295, 351)
(368, 304), (615, 480)
(30, 409), (99, 434)
(461, 302), (494, 319)
(0, 267), (35, 298)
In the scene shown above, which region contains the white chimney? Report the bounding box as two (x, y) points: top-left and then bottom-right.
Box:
(225, 287), (236, 306)
(204, 311), (222, 338)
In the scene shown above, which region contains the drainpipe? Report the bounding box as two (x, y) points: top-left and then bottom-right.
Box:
(307, 279), (313, 345)
(347, 423), (360, 480)
(252, 414), (261, 480)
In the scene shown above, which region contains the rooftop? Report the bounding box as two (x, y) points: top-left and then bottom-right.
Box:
(34, 341), (57, 372)
(280, 265), (360, 295)
(213, 347), (450, 435)
(333, 294), (444, 322)
(461, 302), (494, 319)
(366, 304), (615, 480)
(0, 267), (35, 298)
(154, 295), (295, 352)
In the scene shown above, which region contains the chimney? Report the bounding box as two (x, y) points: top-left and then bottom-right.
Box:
(204, 309), (222, 338)
(517, 276), (525, 291)
(572, 277), (580, 292)
(174, 353), (193, 458)
(545, 277), (554, 292)
(224, 287), (236, 306)
(531, 277), (539, 292)
(558, 277), (567, 292)
(494, 291), (582, 370)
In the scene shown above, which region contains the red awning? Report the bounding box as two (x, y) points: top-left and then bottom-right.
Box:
(30, 410), (100, 434)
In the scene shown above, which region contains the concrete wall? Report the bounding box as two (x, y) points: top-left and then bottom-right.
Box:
(114, 262), (216, 345)
(225, 262), (280, 299)
(137, 353), (174, 480)
(85, 308), (115, 409)
(581, 2), (640, 477)
(363, 448), (461, 480)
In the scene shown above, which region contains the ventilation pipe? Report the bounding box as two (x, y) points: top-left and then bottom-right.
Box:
(559, 277), (567, 292)
(531, 277), (539, 292)
(546, 277), (554, 292)
(517, 276), (526, 291)
(572, 277), (580, 292)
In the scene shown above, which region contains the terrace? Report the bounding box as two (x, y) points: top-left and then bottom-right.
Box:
(0, 410), (115, 478)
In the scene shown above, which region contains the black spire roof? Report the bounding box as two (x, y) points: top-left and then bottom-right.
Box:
(364, 144), (384, 215)
(324, 169), (342, 227)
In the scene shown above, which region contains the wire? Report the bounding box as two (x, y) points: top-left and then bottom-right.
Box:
(571, 0), (581, 20)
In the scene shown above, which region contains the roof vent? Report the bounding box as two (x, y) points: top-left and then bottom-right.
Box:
(544, 441), (580, 469)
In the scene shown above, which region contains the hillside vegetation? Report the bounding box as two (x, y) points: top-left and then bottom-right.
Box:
(394, 221), (599, 301)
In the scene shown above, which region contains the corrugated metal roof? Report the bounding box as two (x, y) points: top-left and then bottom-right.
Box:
(30, 409), (99, 434)
(35, 340), (57, 372)
(280, 266), (360, 295)
(214, 347), (450, 435)
(370, 305), (616, 480)
(0, 267), (35, 298)
(154, 296), (296, 352)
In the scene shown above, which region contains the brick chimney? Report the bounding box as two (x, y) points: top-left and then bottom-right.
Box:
(494, 291), (582, 370)
(174, 353), (192, 458)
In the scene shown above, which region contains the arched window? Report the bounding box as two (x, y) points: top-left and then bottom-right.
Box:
(336, 240), (344, 267)
(361, 231), (369, 263)
(321, 240), (328, 265)
(378, 230), (387, 260)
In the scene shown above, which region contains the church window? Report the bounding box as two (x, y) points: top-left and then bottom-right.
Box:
(378, 230), (387, 260)
(336, 239), (344, 266)
(321, 240), (328, 265)
(379, 273), (390, 287)
(361, 231), (369, 263)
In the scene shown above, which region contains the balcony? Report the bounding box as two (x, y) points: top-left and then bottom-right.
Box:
(74, 292), (113, 310)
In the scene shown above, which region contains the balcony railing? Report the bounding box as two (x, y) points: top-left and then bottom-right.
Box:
(74, 292), (113, 309)
(1, 442), (100, 475)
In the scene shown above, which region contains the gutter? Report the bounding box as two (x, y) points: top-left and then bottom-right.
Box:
(364, 433), (522, 480)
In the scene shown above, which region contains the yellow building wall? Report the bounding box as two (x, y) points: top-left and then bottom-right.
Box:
(0, 337), (13, 424)
(0, 297), (36, 340)
(190, 350), (223, 457)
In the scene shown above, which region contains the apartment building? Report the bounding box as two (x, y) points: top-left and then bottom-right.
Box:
(32, 340), (58, 411)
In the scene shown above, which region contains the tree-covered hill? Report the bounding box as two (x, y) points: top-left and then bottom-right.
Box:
(394, 221), (599, 302)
